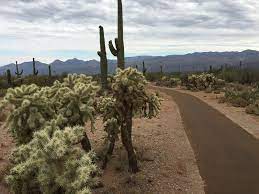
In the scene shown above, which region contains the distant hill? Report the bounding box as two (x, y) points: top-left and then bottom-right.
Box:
(1, 50), (259, 75)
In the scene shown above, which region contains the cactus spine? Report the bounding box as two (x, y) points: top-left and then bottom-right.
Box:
(109, 0), (125, 69)
(142, 61), (147, 75)
(48, 65), (52, 77)
(32, 58), (39, 76)
(6, 69), (12, 86)
(15, 61), (23, 77)
(97, 26), (108, 89)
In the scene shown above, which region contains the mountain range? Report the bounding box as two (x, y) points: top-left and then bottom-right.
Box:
(1, 50), (259, 75)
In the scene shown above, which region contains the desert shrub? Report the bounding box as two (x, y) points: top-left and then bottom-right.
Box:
(217, 67), (259, 84)
(221, 84), (259, 107)
(145, 72), (162, 82)
(184, 73), (225, 91)
(156, 76), (180, 88)
(98, 68), (161, 172)
(180, 74), (189, 86)
(6, 119), (98, 194)
(246, 100), (259, 115)
(0, 88), (7, 97)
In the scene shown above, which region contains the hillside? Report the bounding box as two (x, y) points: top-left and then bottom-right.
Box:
(0, 50), (259, 75)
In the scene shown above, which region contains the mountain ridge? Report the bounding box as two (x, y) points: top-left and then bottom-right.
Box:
(1, 50), (259, 75)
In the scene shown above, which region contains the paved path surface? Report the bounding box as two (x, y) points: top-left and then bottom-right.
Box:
(155, 87), (259, 194)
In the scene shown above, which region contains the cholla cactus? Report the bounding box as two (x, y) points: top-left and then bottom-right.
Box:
(0, 84), (55, 144)
(6, 123), (98, 194)
(98, 67), (161, 172)
(1, 74), (99, 148)
(48, 74), (99, 127)
(222, 85), (259, 108)
(185, 73), (225, 91)
(47, 74), (100, 151)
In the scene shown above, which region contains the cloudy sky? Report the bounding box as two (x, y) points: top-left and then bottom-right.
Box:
(0, 0), (259, 65)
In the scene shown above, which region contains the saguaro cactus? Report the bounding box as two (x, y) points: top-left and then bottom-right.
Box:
(209, 65), (212, 72)
(32, 58), (39, 76)
(97, 26), (108, 89)
(160, 65), (163, 74)
(48, 65), (52, 77)
(6, 69), (12, 86)
(15, 61), (23, 77)
(142, 61), (147, 75)
(109, 0), (125, 69)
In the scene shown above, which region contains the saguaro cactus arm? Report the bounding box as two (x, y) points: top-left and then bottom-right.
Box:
(108, 0), (125, 69)
(109, 39), (118, 56)
(15, 61), (23, 76)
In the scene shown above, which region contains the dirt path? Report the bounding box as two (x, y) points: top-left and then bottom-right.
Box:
(153, 86), (259, 194)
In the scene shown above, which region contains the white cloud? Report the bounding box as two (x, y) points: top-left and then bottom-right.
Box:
(0, 0), (259, 65)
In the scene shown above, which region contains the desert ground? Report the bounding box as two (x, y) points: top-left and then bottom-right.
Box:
(0, 91), (204, 194)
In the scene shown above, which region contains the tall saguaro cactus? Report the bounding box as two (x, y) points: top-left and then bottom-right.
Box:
(15, 61), (23, 77)
(160, 65), (163, 74)
(97, 26), (108, 89)
(142, 61), (147, 75)
(32, 58), (39, 76)
(109, 0), (125, 69)
(48, 65), (52, 77)
(6, 69), (12, 86)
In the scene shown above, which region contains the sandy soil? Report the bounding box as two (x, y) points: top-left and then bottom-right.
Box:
(168, 87), (259, 140)
(0, 91), (204, 194)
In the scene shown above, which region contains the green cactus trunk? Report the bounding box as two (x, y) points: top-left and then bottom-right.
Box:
(33, 58), (39, 76)
(109, 0), (125, 69)
(15, 61), (23, 77)
(97, 26), (108, 89)
(6, 69), (12, 86)
(160, 65), (163, 74)
(209, 65), (212, 72)
(48, 65), (52, 77)
(142, 61), (147, 75)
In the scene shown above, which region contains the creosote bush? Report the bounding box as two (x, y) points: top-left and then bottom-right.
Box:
(98, 67), (161, 173)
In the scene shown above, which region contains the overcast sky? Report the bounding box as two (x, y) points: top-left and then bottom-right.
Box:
(0, 0), (259, 65)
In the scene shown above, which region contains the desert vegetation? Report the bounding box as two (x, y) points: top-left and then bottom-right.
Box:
(149, 66), (259, 116)
(0, 1), (163, 193)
